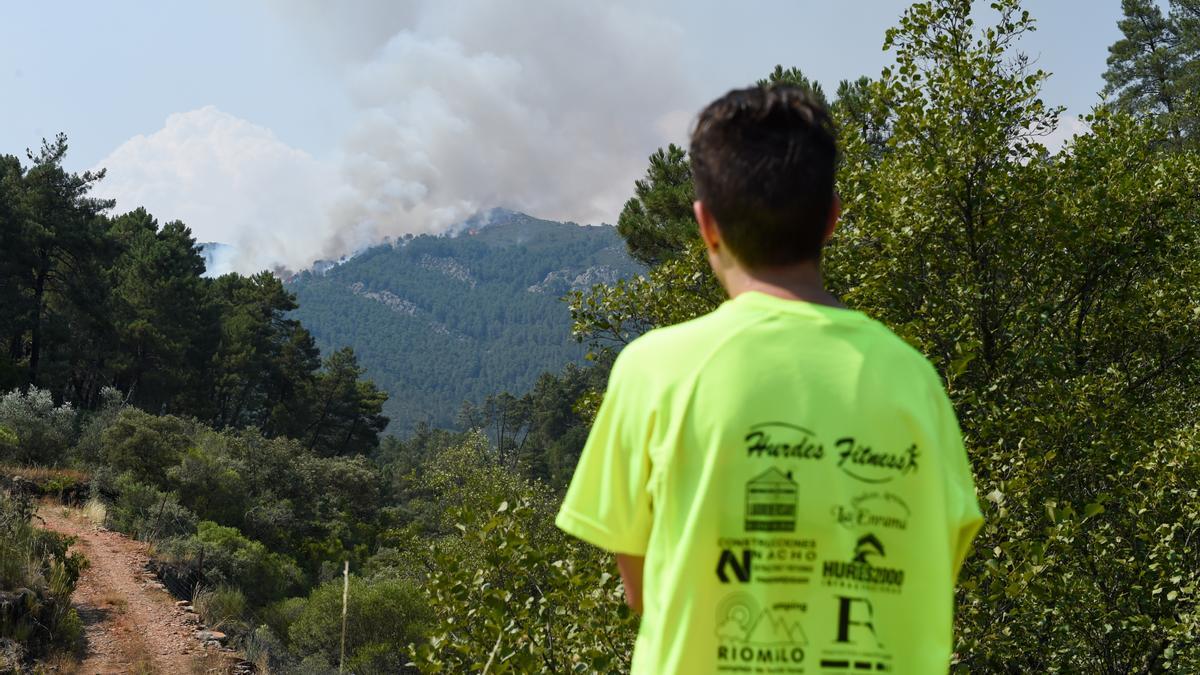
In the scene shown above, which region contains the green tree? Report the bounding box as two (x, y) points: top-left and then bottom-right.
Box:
(757, 64), (829, 102)
(0, 155), (29, 392)
(837, 4), (1199, 668)
(834, 76), (893, 159)
(300, 347), (389, 457)
(208, 272), (320, 430)
(4, 135), (115, 398)
(1103, 0), (1200, 145)
(517, 363), (604, 486)
(100, 408), (193, 485)
(615, 145), (696, 266)
(108, 208), (214, 412)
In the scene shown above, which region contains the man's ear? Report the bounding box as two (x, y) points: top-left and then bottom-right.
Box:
(823, 193), (842, 243)
(694, 200), (721, 251)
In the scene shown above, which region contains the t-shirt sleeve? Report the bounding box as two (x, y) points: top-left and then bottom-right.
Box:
(936, 385), (983, 579)
(555, 351), (654, 556)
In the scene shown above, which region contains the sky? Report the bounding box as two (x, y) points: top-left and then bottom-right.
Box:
(0, 1), (1124, 273)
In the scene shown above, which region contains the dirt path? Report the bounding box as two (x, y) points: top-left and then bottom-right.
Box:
(37, 505), (228, 675)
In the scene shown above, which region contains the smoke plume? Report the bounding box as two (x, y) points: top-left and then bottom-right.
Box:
(96, 1), (697, 273)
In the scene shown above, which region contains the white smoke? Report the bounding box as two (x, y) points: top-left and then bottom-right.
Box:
(95, 1), (697, 273)
(93, 106), (344, 275)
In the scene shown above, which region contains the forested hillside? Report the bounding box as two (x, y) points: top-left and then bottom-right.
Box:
(287, 210), (642, 434)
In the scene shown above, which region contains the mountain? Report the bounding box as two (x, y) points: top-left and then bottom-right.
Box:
(287, 210), (642, 435)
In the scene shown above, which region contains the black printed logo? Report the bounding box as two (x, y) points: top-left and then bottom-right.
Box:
(716, 594), (808, 672)
(717, 549), (752, 583)
(832, 491), (911, 531)
(852, 533), (885, 564)
(818, 596), (893, 672)
(821, 533), (905, 593)
(835, 437), (919, 484)
(745, 468), (798, 532)
(834, 595), (881, 646)
(715, 538), (818, 586)
(744, 422), (824, 461)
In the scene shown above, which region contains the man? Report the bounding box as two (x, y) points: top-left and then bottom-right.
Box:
(556, 84), (983, 674)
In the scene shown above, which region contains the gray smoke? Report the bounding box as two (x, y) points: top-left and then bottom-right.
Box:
(270, 0), (697, 267)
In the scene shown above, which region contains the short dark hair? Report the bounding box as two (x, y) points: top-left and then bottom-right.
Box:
(689, 85), (838, 267)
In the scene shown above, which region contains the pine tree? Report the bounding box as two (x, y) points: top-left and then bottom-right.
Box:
(1103, 0), (1200, 145)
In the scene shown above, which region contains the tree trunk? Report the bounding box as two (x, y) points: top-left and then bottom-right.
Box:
(27, 260), (48, 387)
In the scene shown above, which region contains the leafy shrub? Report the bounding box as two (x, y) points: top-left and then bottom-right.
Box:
(0, 387), (76, 465)
(105, 473), (197, 540)
(72, 386), (126, 466)
(408, 437), (637, 673)
(193, 584), (248, 633)
(99, 408), (191, 485)
(261, 597), (307, 648)
(159, 521), (304, 606)
(288, 576), (429, 675)
(414, 500), (636, 673)
(0, 490), (87, 662)
(0, 426), (16, 456)
(243, 623), (288, 673)
(167, 445), (249, 527)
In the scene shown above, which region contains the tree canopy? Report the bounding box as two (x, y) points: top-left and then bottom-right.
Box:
(1103, 0), (1200, 146)
(0, 138), (386, 451)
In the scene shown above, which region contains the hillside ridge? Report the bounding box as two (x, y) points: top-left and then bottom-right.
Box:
(286, 211), (642, 434)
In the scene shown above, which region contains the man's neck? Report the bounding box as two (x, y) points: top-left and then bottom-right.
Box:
(721, 261), (845, 309)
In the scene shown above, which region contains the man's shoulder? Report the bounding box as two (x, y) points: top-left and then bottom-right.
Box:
(617, 308), (731, 369)
(854, 317), (945, 386)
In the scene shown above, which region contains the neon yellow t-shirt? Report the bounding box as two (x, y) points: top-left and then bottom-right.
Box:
(556, 291), (983, 674)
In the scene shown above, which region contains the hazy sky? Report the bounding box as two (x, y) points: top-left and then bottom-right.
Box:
(0, 1), (1124, 272)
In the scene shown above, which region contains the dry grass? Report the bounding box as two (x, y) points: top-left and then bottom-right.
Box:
(125, 640), (158, 675)
(0, 464), (89, 485)
(82, 497), (107, 527)
(32, 651), (83, 674)
(96, 590), (128, 613)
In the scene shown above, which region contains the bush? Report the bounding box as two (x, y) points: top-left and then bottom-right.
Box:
(288, 576), (429, 675)
(99, 408), (191, 485)
(243, 623), (288, 674)
(167, 445), (249, 527)
(414, 500), (636, 673)
(261, 597), (307, 648)
(0, 426), (16, 455)
(105, 473), (197, 541)
(0, 490), (87, 663)
(72, 387), (126, 466)
(409, 437), (637, 673)
(159, 521), (304, 606)
(193, 584), (248, 633)
(0, 387), (76, 465)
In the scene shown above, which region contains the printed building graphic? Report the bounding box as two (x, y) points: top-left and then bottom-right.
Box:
(745, 467), (798, 532)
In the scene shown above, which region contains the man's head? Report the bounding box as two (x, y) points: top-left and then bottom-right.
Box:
(689, 85), (838, 280)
